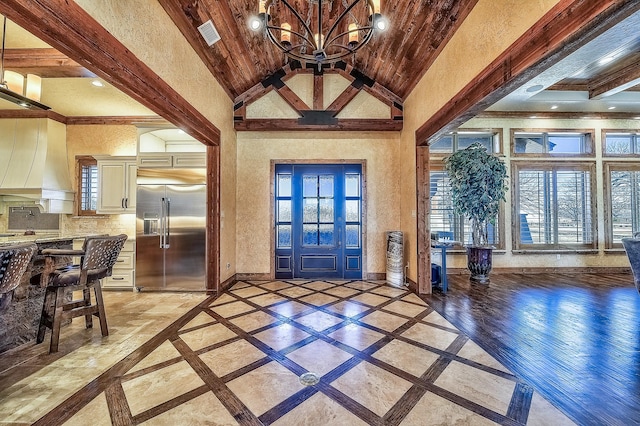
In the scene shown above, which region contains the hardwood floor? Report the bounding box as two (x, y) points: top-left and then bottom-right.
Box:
(425, 272), (640, 426)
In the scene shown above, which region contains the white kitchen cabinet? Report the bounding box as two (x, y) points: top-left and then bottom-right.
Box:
(103, 239), (136, 290)
(137, 152), (206, 168)
(96, 156), (137, 214)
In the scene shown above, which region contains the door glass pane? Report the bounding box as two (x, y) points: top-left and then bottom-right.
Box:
(303, 224), (318, 245)
(345, 174), (360, 197)
(345, 200), (359, 222)
(303, 199), (318, 223)
(278, 225), (291, 248)
(319, 224), (334, 245)
(319, 175), (334, 197)
(303, 176), (317, 197)
(346, 225), (360, 247)
(278, 200), (291, 222)
(278, 174), (291, 197)
(319, 199), (334, 222)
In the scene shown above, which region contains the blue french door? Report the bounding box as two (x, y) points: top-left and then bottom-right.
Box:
(275, 164), (362, 279)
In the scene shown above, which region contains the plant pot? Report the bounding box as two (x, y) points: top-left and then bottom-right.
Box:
(466, 246), (493, 284)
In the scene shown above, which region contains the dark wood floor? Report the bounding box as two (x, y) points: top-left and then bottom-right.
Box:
(424, 272), (640, 426)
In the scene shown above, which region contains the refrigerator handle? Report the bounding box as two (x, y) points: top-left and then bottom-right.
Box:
(160, 197), (166, 249)
(165, 198), (171, 248)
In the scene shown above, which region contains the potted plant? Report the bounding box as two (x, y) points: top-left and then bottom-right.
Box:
(444, 142), (508, 283)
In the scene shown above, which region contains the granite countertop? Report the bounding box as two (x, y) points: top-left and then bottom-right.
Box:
(0, 233), (107, 245)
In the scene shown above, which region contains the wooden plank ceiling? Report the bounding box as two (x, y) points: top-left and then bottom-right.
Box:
(157, 0), (480, 101)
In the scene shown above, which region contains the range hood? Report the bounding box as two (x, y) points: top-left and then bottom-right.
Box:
(0, 118), (74, 213)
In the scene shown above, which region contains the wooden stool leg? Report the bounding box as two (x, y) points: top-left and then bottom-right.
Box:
(83, 287), (93, 329)
(49, 287), (66, 353)
(93, 281), (109, 337)
(37, 287), (53, 344)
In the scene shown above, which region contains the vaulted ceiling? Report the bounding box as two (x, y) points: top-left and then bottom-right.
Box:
(1, 1), (640, 137)
(157, 0), (479, 101)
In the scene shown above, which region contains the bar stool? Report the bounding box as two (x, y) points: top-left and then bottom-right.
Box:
(0, 242), (38, 309)
(37, 234), (127, 353)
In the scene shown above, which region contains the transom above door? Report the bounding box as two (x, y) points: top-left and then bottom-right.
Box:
(275, 163), (363, 280)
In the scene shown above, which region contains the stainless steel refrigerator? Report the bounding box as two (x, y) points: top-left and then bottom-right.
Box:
(136, 171), (206, 291)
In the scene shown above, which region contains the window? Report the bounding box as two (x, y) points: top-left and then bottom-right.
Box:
(603, 131), (640, 156)
(604, 163), (640, 247)
(513, 163), (596, 250)
(76, 156), (98, 216)
(429, 130), (503, 248)
(430, 165), (501, 247)
(512, 130), (593, 155)
(429, 131), (499, 155)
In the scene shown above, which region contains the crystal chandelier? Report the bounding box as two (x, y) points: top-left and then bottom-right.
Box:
(249, 0), (387, 66)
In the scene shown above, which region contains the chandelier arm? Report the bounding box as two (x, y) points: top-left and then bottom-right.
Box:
(266, 24), (315, 47)
(274, 0), (319, 50)
(324, 0), (371, 45)
(324, 24), (373, 48)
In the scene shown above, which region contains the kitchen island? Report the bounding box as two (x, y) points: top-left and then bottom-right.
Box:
(0, 234), (102, 353)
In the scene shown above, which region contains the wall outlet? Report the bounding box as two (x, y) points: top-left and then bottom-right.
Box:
(226, 262), (231, 269)
(556, 254), (561, 260)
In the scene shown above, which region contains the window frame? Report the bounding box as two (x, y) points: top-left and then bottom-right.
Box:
(602, 129), (640, 157)
(428, 129), (503, 158)
(511, 161), (597, 251)
(76, 156), (98, 216)
(603, 162), (640, 249)
(510, 129), (595, 157)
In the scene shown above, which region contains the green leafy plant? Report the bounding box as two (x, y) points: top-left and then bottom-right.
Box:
(444, 143), (508, 247)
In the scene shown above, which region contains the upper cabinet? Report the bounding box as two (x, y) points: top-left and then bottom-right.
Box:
(137, 128), (206, 168)
(95, 156), (137, 214)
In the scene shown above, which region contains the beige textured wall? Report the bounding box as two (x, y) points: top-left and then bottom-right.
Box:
(75, 0), (237, 282)
(399, 0), (561, 282)
(61, 125), (137, 237)
(236, 131), (401, 275)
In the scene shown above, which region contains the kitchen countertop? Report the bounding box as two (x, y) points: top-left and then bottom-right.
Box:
(0, 233), (106, 245)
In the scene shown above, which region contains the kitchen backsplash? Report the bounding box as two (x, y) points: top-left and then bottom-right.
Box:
(7, 205), (60, 231)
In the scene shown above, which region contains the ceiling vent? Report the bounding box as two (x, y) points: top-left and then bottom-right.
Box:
(197, 20), (221, 46)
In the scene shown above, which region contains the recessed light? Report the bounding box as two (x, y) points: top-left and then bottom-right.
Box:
(634, 117), (640, 120)
(530, 115), (537, 119)
(526, 84), (544, 93)
(608, 106), (616, 110)
(599, 56), (615, 65)
(91, 80), (104, 87)
(550, 105), (558, 110)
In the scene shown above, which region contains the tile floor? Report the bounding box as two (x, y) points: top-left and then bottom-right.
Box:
(0, 280), (575, 425)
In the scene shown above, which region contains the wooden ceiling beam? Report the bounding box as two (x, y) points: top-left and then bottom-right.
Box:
(0, 0), (221, 146)
(477, 111), (640, 120)
(416, 0), (640, 146)
(234, 118), (402, 132)
(589, 61), (640, 99)
(0, 108), (66, 123)
(3, 48), (93, 78)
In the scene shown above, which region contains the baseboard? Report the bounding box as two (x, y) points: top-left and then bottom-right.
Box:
(446, 267), (632, 275)
(366, 273), (386, 280)
(217, 274), (237, 294)
(236, 273), (273, 281)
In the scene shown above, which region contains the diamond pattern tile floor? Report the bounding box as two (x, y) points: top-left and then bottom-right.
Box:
(0, 280), (575, 425)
